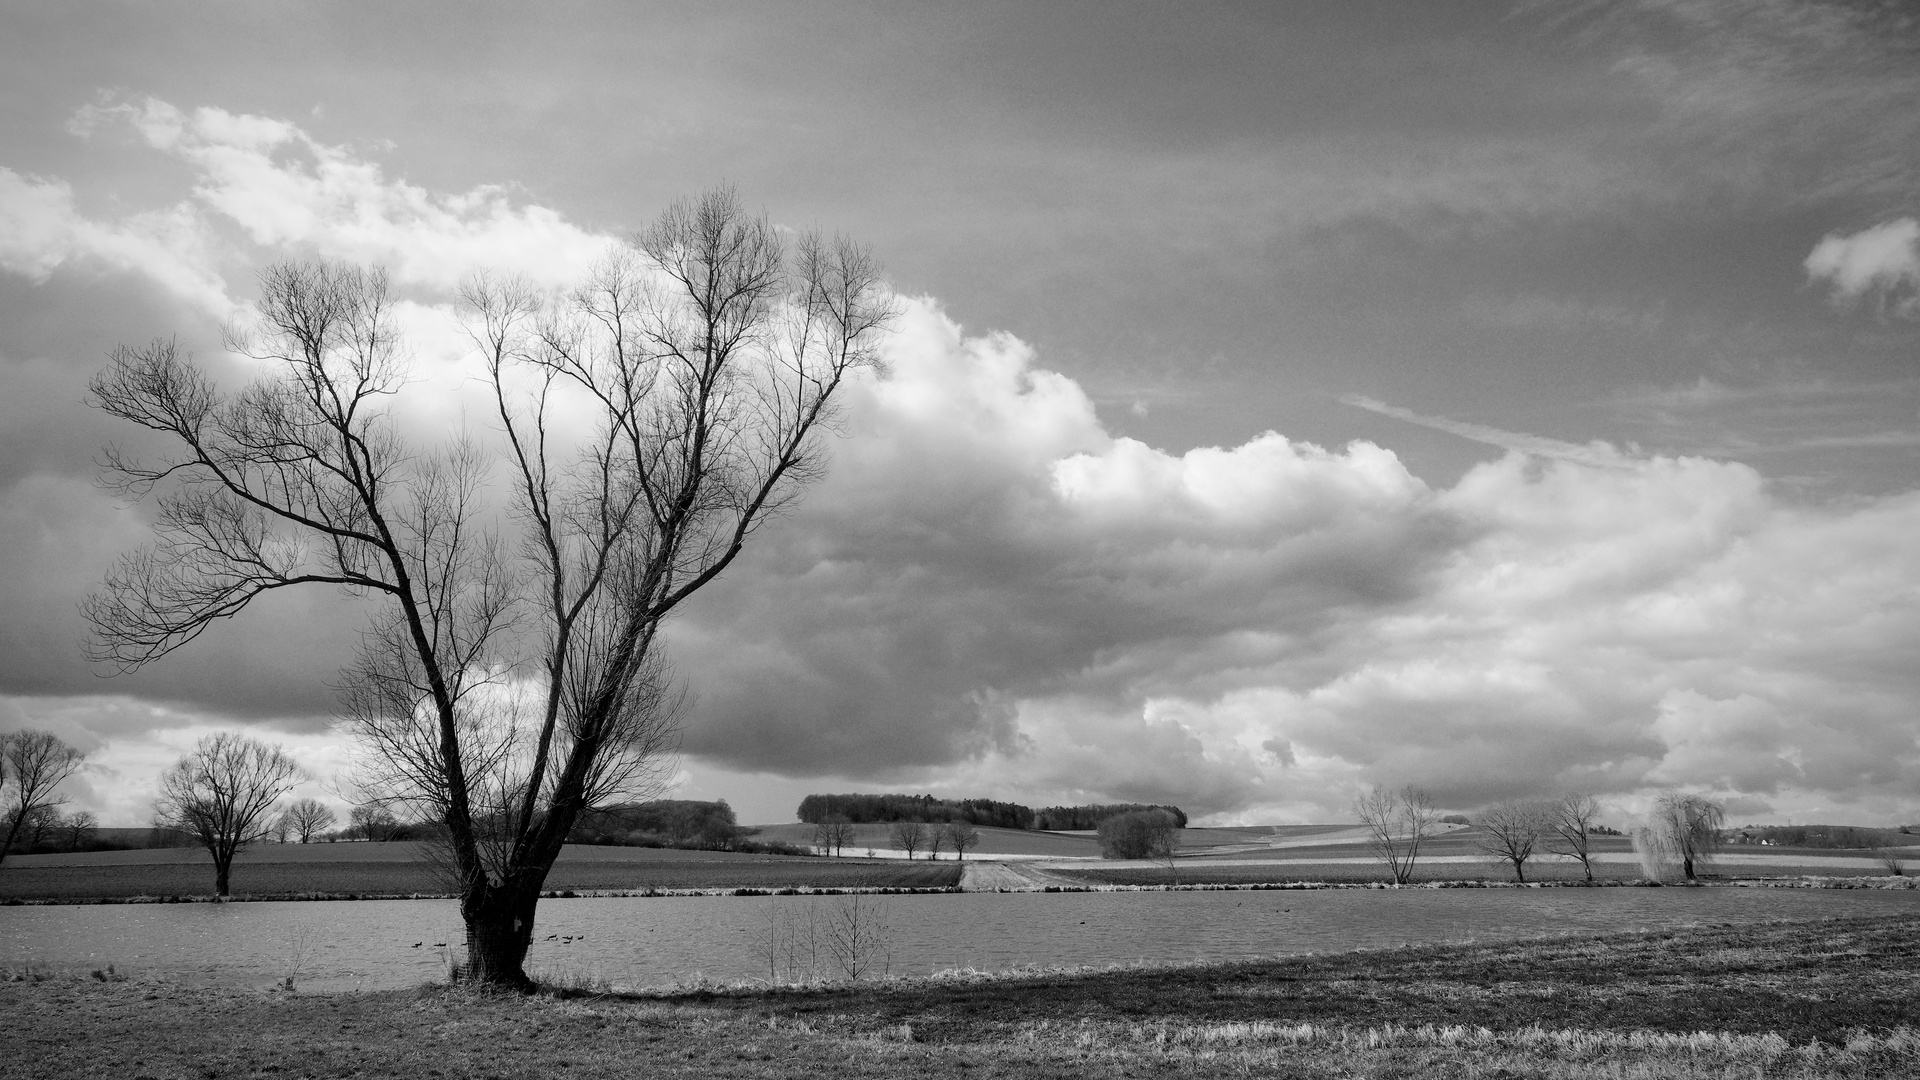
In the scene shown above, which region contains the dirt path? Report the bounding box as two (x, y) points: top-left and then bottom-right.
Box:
(958, 860), (1082, 891)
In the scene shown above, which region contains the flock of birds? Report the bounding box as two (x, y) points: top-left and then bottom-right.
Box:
(405, 934), (587, 948)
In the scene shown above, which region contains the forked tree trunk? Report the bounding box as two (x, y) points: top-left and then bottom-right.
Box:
(212, 853), (233, 898)
(460, 883), (542, 989)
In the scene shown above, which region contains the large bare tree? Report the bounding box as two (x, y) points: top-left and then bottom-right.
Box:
(152, 732), (305, 896)
(0, 730), (87, 866)
(88, 187), (895, 987)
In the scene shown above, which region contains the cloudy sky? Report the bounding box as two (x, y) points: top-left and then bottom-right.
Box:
(4, 1), (1919, 828)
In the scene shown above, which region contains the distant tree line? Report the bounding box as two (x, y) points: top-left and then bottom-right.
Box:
(797, 794), (1038, 830)
(1035, 803), (1188, 830)
(797, 794), (1187, 831)
(571, 800), (811, 856)
(1730, 824), (1908, 849)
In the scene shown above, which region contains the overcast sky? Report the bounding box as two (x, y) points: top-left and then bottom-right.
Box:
(4, 1), (1919, 827)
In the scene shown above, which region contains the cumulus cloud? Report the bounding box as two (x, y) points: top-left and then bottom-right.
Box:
(660, 302), (1920, 822)
(12, 287), (1920, 824)
(70, 97), (613, 292)
(0, 95), (616, 319)
(1806, 218), (1920, 315)
(0, 166), (232, 315)
(4, 96), (1918, 828)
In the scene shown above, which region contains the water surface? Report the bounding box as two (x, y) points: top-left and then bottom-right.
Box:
(4, 886), (1914, 992)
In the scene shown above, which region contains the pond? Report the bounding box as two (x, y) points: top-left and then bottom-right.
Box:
(4, 886), (1915, 992)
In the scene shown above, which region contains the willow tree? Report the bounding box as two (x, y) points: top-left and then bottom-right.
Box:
(1633, 791), (1725, 882)
(87, 187), (895, 987)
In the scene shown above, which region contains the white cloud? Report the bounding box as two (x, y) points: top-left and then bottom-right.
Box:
(1806, 217), (1920, 314)
(1341, 394), (1634, 469)
(72, 96), (614, 292)
(0, 166), (233, 315)
(0, 96), (618, 318)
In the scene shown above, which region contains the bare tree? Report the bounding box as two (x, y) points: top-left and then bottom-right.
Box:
(280, 798), (336, 844)
(1546, 793), (1601, 882)
(5, 805), (61, 853)
(62, 810), (98, 852)
(1473, 800), (1551, 883)
(0, 730), (87, 865)
(87, 188), (896, 988)
(1353, 785), (1437, 885)
(1633, 791), (1725, 882)
(812, 816), (858, 857)
(926, 824), (947, 860)
(824, 892), (893, 981)
(943, 820), (980, 862)
(348, 801), (403, 841)
(153, 733), (304, 897)
(889, 820), (926, 860)
(824, 817), (856, 857)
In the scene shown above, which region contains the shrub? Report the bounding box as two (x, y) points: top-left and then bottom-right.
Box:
(1097, 810), (1179, 860)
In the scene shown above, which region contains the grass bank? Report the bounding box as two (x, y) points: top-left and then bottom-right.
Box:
(5, 914), (1917, 1078)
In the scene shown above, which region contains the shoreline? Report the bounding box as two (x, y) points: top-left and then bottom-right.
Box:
(2, 872), (1914, 905)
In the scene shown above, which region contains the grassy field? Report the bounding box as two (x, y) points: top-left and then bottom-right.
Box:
(5, 914), (1916, 1078)
(0, 843), (961, 901)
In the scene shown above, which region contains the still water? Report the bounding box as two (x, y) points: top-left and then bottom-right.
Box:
(4, 887), (1915, 992)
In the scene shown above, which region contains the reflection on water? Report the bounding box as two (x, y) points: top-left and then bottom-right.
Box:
(4, 886), (1916, 992)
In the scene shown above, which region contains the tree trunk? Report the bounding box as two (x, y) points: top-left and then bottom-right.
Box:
(1682, 854), (1696, 881)
(214, 857), (231, 898)
(1513, 860), (1527, 883)
(461, 885), (540, 990)
(0, 813), (24, 867)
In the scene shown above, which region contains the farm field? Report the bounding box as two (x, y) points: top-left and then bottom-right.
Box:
(6, 913), (1917, 1078)
(0, 843), (961, 902)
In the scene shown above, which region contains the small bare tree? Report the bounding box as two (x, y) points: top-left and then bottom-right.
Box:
(63, 810), (98, 852)
(760, 897), (824, 984)
(811, 817), (857, 856)
(1353, 785), (1437, 885)
(153, 733), (304, 896)
(0, 730), (87, 865)
(943, 820), (980, 861)
(889, 820), (926, 860)
(87, 187), (896, 988)
(1546, 793), (1601, 882)
(1633, 791), (1725, 882)
(349, 802), (402, 841)
(824, 892), (893, 981)
(926, 824), (947, 860)
(825, 818), (856, 856)
(280, 798), (336, 844)
(1474, 800), (1551, 883)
